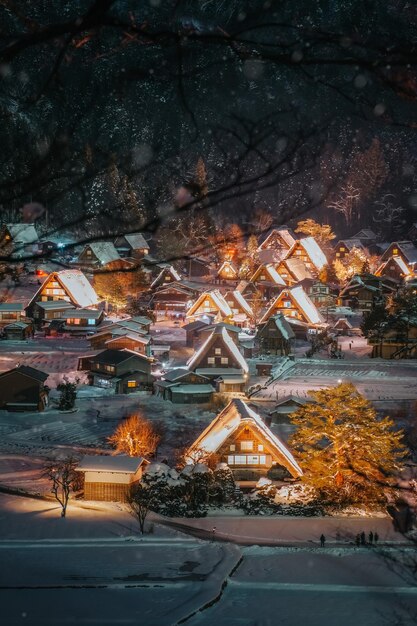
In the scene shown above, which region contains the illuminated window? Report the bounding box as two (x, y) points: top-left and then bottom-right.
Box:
(260, 274), (266, 280)
(88, 319), (95, 325)
(207, 357), (215, 365)
(258, 444), (264, 452)
(127, 380), (137, 388)
(215, 348), (221, 355)
(86, 249), (92, 256)
(283, 301), (291, 308)
(393, 248), (398, 255)
(340, 247), (345, 252)
(229, 444), (236, 451)
(104, 365), (115, 373)
(221, 357), (228, 365)
(234, 455), (246, 464)
(336, 252), (340, 257)
(241, 441), (253, 451)
(73, 319), (81, 325)
(227, 455), (235, 465)
(247, 455), (259, 465)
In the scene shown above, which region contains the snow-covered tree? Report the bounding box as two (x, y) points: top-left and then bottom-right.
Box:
(43, 456), (79, 518)
(108, 415), (160, 459)
(57, 381), (77, 411)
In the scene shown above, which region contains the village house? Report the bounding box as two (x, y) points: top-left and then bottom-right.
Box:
(186, 290), (233, 324)
(375, 256), (413, 283)
(283, 236), (328, 274)
(104, 330), (151, 356)
(0, 365), (49, 411)
(76, 455), (149, 502)
(380, 241), (417, 272)
(331, 317), (354, 335)
(181, 257), (211, 279)
(307, 281), (334, 306)
(187, 325), (249, 392)
(337, 274), (390, 312)
(0, 223), (39, 258)
(274, 258), (314, 286)
(58, 309), (106, 334)
(268, 396), (313, 424)
(182, 320), (210, 348)
(150, 265), (182, 289)
(114, 233), (150, 258)
(257, 228), (297, 255)
(185, 398), (302, 482)
(0, 303), (25, 326)
(217, 259), (239, 281)
(259, 285), (325, 327)
(2, 320), (33, 340)
(77, 241), (121, 267)
(30, 301), (76, 327)
(150, 282), (205, 319)
(88, 324), (148, 350)
(249, 263), (286, 299)
(154, 368), (213, 404)
(26, 270), (99, 321)
(333, 238), (368, 260)
(256, 313), (295, 356)
(224, 290), (253, 327)
(197, 322), (241, 346)
(352, 229), (378, 247)
(78, 349), (153, 393)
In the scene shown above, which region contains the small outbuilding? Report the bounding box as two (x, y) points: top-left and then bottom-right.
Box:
(76, 455), (149, 502)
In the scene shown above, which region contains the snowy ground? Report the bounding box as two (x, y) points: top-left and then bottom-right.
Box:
(0, 495), (416, 626)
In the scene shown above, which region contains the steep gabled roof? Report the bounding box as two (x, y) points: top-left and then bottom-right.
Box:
(0, 365), (48, 382)
(250, 263), (286, 286)
(258, 313), (296, 341)
(279, 258), (314, 282)
(335, 238), (367, 251)
(27, 270), (99, 309)
(287, 237), (327, 270)
(258, 228), (297, 251)
(122, 233), (149, 250)
(376, 255), (412, 278)
(186, 399), (302, 477)
(186, 290), (232, 319)
(353, 229), (377, 240)
(5, 223), (39, 244)
(187, 325), (248, 373)
(0, 303), (24, 312)
(227, 290), (253, 317)
(217, 260), (238, 277)
(81, 242), (120, 265)
(150, 265), (182, 288)
(260, 286), (324, 325)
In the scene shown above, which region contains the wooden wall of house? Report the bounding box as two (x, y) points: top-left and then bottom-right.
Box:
(0, 373), (43, 409)
(84, 481), (131, 502)
(197, 335), (241, 369)
(107, 337), (147, 354)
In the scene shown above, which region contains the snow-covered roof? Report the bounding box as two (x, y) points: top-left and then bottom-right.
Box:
(82, 242), (120, 265)
(187, 325), (248, 373)
(393, 242), (417, 265)
(187, 290), (232, 319)
(150, 265), (182, 288)
(259, 228), (297, 250)
(196, 368), (244, 377)
(336, 238), (367, 251)
(376, 255), (412, 277)
(267, 313), (296, 340)
(229, 290), (253, 317)
(5, 223), (39, 244)
(0, 302), (24, 312)
(353, 229), (377, 240)
(333, 317), (353, 329)
(34, 300), (76, 311)
(280, 258), (313, 282)
(297, 237), (327, 270)
(105, 333), (150, 346)
(62, 308), (103, 319)
(251, 263), (286, 285)
(260, 286), (324, 325)
(186, 399), (302, 477)
(57, 270), (99, 307)
(122, 233), (149, 250)
(217, 260), (238, 276)
(76, 455), (147, 473)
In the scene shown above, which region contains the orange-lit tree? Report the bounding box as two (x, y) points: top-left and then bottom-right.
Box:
(290, 383), (406, 506)
(108, 414), (160, 458)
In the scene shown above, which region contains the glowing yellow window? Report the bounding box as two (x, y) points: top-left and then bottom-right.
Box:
(127, 380), (137, 388)
(393, 249), (398, 255)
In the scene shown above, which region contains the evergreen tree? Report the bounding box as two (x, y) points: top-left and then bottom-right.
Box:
(213, 464), (236, 502)
(57, 382), (77, 411)
(290, 384), (406, 506)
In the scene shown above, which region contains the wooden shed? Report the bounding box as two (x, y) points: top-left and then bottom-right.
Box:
(76, 455), (149, 502)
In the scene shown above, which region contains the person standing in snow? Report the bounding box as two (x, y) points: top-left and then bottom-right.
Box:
(355, 534), (360, 547)
(320, 534), (326, 547)
(368, 531), (374, 544)
(360, 531), (366, 545)
(374, 532), (379, 544)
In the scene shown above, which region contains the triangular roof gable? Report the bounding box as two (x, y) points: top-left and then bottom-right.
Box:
(186, 399), (302, 477)
(27, 270), (98, 310)
(376, 256), (412, 277)
(260, 286), (324, 325)
(225, 290), (253, 317)
(186, 290), (232, 319)
(258, 228), (297, 251)
(250, 263), (286, 285)
(150, 265), (182, 289)
(217, 260), (238, 277)
(187, 326), (248, 372)
(285, 237), (327, 270)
